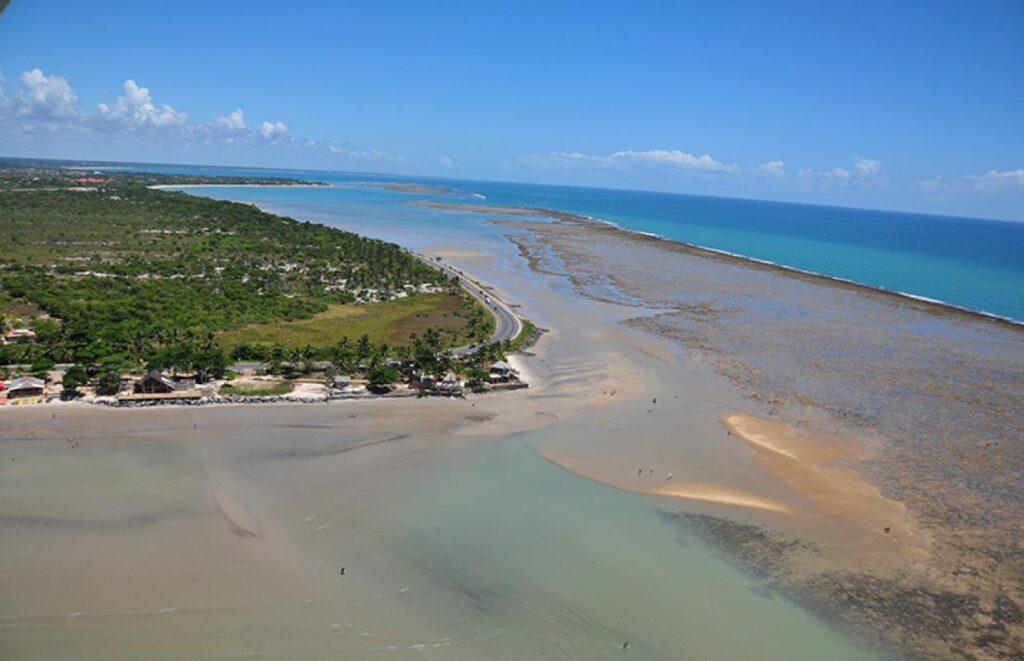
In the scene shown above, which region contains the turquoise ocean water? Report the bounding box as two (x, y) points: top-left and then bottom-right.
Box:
(130, 163), (1024, 323)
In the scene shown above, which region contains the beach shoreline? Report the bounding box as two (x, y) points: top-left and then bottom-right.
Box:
(2, 189), (530, 413)
(488, 202), (1023, 658)
(3, 184), (1020, 659)
(148, 182), (332, 189)
(419, 200), (1024, 329)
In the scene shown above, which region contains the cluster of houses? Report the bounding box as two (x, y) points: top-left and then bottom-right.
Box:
(411, 361), (518, 395)
(1, 370), (201, 405)
(1, 359), (523, 406)
(1, 327), (36, 345)
(410, 371), (466, 396)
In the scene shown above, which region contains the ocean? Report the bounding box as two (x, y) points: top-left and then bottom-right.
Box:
(123, 163), (1024, 324)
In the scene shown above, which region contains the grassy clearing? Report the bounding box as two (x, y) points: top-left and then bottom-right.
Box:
(506, 320), (537, 352)
(219, 381), (294, 396)
(218, 292), (480, 351)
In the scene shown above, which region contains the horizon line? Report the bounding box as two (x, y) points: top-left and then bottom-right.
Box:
(2, 153), (1021, 225)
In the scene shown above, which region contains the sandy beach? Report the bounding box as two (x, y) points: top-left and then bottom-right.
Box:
(2, 196), (1021, 659)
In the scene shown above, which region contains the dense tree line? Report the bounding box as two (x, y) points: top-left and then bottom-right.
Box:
(0, 179), (452, 375)
(0, 161), (317, 189)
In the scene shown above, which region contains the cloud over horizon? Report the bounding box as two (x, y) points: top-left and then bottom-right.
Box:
(516, 149), (735, 172)
(515, 149), (892, 189)
(214, 108), (247, 131)
(18, 68), (78, 119)
(509, 148), (1023, 219)
(0, 67), (401, 168)
(513, 150), (900, 191)
(259, 119), (288, 139)
(0, 66), (1021, 221)
(98, 79), (186, 127)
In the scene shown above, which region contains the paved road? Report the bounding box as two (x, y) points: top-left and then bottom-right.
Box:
(415, 254), (523, 356)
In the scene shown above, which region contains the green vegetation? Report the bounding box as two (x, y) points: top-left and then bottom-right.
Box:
(506, 320), (537, 352)
(0, 164), (530, 394)
(61, 365), (88, 396)
(218, 381), (294, 397)
(464, 366), (490, 388)
(0, 160), (319, 190)
(367, 364), (400, 392)
(220, 292), (488, 352)
(0, 169), (452, 377)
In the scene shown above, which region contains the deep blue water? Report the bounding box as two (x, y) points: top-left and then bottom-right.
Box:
(120, 163), (1024, 323)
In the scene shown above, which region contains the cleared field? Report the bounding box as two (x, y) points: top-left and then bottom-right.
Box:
(218, 292), (479, 351)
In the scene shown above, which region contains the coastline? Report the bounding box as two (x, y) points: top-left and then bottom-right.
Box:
(3, 183), (1020, 658)
(492, 201), (1024, 658)
(149, 182), (332, 189)
(417, 200), (1024, 328)
(2, 186), (529, 413)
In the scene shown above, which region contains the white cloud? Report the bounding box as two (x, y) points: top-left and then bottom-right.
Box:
(518, 148), (733, 172)
(854, 158), (882, 177)
(0, 67), (402, 169)
(18, 68), (78, 118)
(328, 144), (405, 163)
(914, 177), (945, 192)
(612, 149), (731, 171)
(98, 79), (186, 127)
(438, 154), (454, 168)
(757, 160), (786, 176)
(796, 158), (883, 187)
(966, 168), (1024, 191)
(214, 108), (247, 131)
(826, 166), (852, 181)
(515, 151), (605, 168)
(260, 120), (288, 138)
(918, 168), (1024, 195)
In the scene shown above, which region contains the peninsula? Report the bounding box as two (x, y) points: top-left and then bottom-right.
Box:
(0, 165), (529, 406)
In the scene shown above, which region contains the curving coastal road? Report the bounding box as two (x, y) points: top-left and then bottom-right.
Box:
(416, 254), (523, 356)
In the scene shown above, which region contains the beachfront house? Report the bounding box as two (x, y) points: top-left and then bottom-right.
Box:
(2, 328), (36, 345)
(488, 360), (514, 382)
(410, 373), (435, 391)
(6, 376), (45, 399)
(136, 371), (176, 394)
(170, 374), (197, 389)
(435, 372), (464, 396)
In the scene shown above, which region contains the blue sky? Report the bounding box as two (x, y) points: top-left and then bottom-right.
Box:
(1, 0), (1022, 219)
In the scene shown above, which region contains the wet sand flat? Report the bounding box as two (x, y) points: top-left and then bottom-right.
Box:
(0, 389), (873, 660)
(491, 209), (1024, 658)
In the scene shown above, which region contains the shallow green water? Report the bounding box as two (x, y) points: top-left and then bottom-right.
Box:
(349, 432), (876, 659)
